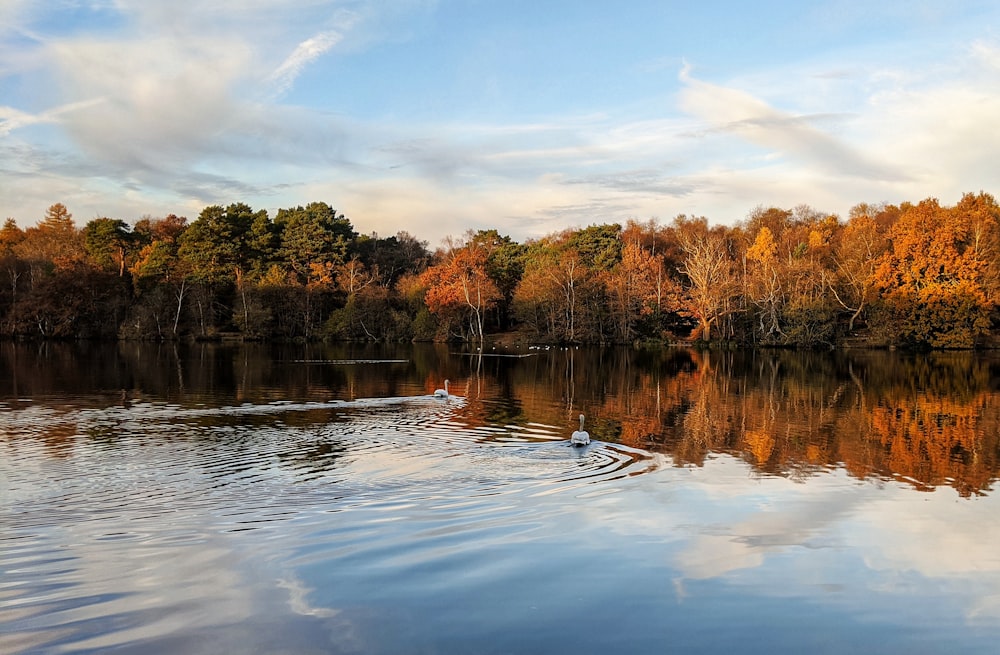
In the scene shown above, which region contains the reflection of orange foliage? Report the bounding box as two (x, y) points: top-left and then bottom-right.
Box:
(744, 428), (775, 465)
(805, 444), (824, 464)
(40, 421), (78, 458)
(530, 348), (1000, 496)
(619, 413), (665, 448)
(16, 344), (994, 497)
(868, 395), (989, 494)
(203, 345), (1000, 496)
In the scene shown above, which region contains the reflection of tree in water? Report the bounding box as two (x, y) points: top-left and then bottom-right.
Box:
(277, 436), (348, 478)
(270, 410), (355, 478)
(6, 341), (1000, 496)
(611, 349), (1000, 496)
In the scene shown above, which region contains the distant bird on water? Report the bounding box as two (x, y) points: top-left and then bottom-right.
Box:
(570, 413), (591, 446)
(434, 380), (450, 398)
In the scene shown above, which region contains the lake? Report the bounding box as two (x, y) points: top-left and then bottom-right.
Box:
(3, 342), (1000, 654)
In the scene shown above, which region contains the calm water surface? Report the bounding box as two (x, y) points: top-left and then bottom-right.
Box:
(3, 342), (1000, 654)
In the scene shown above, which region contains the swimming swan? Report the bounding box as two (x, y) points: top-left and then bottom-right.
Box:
(570, 413), (591, 446)
(434, 380), (450, 398)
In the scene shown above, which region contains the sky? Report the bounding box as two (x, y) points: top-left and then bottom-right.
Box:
(1, 0), (999, 246)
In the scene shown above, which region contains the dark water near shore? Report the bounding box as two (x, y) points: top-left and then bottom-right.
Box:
(3, 342), (1000, 654)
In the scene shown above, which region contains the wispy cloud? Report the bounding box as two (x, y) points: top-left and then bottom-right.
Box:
(0, 98), (105, 136)
(677, 66), (905, 182)
(564, 169), (698, 198)
(266, 23), (352, 98)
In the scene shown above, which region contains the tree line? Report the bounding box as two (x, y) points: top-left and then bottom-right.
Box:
(1, 192), (999, 348)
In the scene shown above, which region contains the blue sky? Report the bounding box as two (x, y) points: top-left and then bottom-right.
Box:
(2, 1), (999, 245)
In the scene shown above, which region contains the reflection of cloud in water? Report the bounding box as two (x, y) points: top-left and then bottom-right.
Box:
(277, 577), (339, 619)
(16, 520), (256, 653)
(857, 492), (1000, 577)
(675, 534), (766, 580)
(614, 454), (1000, 623)
(969, 595), (1000, 622)
(675, 486), (865, 580)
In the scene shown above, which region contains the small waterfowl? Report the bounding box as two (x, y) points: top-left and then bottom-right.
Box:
(434, 380), (450, 398)
(570, 413), (591, 446)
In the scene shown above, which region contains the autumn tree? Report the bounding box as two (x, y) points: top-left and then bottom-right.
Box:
(674, 216), (741, 341)
(829, 204), (892, 333)
(622, 219), (685, 326)
(0, 218), (24, 255)
(421, 233), (502, 341)
(0, 218), (26, 334)
(776, 210), (840, 345)
(603, 229), (681, 343)
(734, 206), (844, 346)
(5, 204), (90, 336)
(745, 225), (784, 342)
(513, 232), (604, 343)
(872, 197), (996, 348)
(954, 191), (1000, 302)
(15, 203), (84, 274)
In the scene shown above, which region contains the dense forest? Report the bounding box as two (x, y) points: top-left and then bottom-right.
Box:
(2, 192), (999, 348)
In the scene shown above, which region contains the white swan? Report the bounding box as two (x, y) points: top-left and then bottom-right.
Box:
(570, 413), (591, 446)
(434, 379), (450, 398)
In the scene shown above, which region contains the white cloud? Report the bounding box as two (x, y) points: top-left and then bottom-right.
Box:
(971, 39), (1000, 70)
(0, 104), (43, 135)
(1, 1), (999, 245)
(864, 80), (1000, 193)
(0, 98), (107, 136)
(677, 67), (905, 183)
(267, 27), (349, 98)
(47, 34), (251, 169)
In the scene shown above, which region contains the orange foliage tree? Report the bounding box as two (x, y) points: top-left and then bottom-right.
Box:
(421, 234), (501, 340)
(745, 225), (783, 341)
(872, 196), (998, 348)
(603, 240), (681, 342)
(14, 203), (84, 274)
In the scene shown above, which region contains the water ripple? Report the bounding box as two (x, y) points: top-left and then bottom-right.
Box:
(0, 396), (656, 654)
(0, 393), (659, 654)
